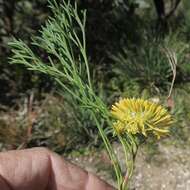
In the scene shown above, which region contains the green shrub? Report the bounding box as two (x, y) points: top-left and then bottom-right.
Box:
(110, 32), (189, 93)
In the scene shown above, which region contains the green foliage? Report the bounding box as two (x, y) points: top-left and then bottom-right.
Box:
(110, 32), (190, 94)
(181, 0), (190, 38)
(8, 0), (112, 148)
(0, 0), (50, 105)
(111, 42), (169, 93)
(29, 96), (97, 152)
(169, 86), (190, 144)
(9, 0), (110, 119)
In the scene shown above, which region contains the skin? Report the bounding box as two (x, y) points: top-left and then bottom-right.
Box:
(0, 147), (114, 190)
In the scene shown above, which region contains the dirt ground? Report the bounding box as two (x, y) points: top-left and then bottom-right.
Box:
(68, 141), (190, 190)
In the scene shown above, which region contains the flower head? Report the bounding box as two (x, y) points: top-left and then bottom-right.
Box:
(111, 98), (173, 139)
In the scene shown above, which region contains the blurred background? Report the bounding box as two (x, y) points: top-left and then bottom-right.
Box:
(0, 0), (190, 189)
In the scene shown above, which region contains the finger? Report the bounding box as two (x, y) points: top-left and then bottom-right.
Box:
(47, 150), (114, 190)
(0, 148), (51, 190)
(0, 148), (114, 190)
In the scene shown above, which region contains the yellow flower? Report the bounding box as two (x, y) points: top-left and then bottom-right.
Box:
(111, 98), (173, 139)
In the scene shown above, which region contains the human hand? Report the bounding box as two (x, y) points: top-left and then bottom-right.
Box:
(0, 147), (114, 190)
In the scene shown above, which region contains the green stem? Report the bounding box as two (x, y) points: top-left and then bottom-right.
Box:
(92, 113), (123, 189)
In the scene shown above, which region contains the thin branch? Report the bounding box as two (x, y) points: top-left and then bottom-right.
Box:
(163, 48), (177, 99)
